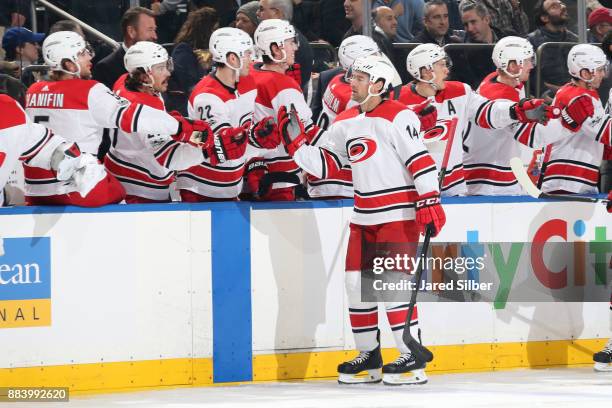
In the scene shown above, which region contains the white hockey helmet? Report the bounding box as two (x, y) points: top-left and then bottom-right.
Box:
(567, 44), (609, 81)
(124, 41), (172, 74)
(351, 55), (395, 105)
(492, 36), (535, 70)
(406, 43), (448, 81)
(43, 30), (89, 75)
(210, 27), (254, 65)
(338, 35), (380, 70)
(254, 19), (297, 62)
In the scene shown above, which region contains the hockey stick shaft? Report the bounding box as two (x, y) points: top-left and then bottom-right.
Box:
(509, 157), (610, 205)
(402, 118), (459, 361)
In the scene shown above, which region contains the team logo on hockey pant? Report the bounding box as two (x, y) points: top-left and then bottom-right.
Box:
(347, 137), (377, 164)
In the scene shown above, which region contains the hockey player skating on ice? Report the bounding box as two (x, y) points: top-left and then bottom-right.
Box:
(25, 31), (209, 206)
(276, 55), (443, 385)
(177, 27), (281, 202)
(399, 44), (558, 196)
(540, 44), (612, 194)
(464, 37), (590, 195)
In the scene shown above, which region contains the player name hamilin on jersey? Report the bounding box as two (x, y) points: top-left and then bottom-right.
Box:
(26, 92), (65, 108)
(323, 86), (340, 113)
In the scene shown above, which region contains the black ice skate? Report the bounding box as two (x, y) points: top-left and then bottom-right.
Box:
(593, 338), (612, 372)
(337, 345), (383, 384)
(382, 352), (428, 385)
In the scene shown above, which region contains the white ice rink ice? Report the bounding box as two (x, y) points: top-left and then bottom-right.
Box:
(39, 367), (612, 408)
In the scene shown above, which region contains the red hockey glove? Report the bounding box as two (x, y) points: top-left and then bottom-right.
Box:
(560, 95), (594, 131)
(286, 63), (302, 85)
(278, 104), (309, 156)
(408, 100), (437, 132)
(607, 190), (611, 213)
(510, 98), (560, 124)
(252, 117), (282, 149)
(169, 111), (213, 146)
(415, 192), (446, 237)
(245, 158), (268, 199)
(205, 126), (248, 166)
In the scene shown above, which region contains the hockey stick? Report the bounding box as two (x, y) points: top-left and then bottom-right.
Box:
(509, 157), (610, 206)
(401, 117), (459, 363)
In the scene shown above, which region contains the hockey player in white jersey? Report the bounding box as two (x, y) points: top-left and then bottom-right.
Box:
(247, 19), (323, 201)
(106, 41), (230, 203)
(0, 95), (107, 205)
(177, 27), (281, 202)
(24, 31), (210, 206)
(464, 37), (589, 195)
(539, 44), (612, 194)
(277, 55), (444, 385)
(399, 43), (557, 196)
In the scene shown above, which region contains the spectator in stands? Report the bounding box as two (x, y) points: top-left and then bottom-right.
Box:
(1, 27), (43, 87)
(235, 1), (259, 38)
(150, 0), (184, 16)
(319, 0), (351, 46)
(257, 0), (313, 94)
(471, 0), (529, 36)
(191, 0), (238, 27)
(588, 7), (612, 42)
(373, 6), (398, 41)
(451, 1), (511, 88)
(292, 0), (322, 42)
(93, 7), (157, 90)
(527, 0), (577, 96)
(168, 7), (218, 114)
(48, 20), (85, 37)
(343, 0), (396, 65)
(373, 0), (424, 42)
(414, 0), (462, 45)
(0, 71), (26, 105)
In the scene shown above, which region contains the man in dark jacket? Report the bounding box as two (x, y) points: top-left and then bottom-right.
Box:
(527, 0), (578, 96)
(413, 0), (462, 45)
(451, 1), (512, 89)
(93, 7), (158, 89)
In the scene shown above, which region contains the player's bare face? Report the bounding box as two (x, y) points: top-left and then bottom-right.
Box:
(349, 70), (371, 103)
(518, 58), (534, 82)
(150, 62), (171, 92)
(283, 38), (298, 65)
(421, 59), (449, 90)
(76, 49), (93, 79)
(587, 66), (607, 89)
(240, 50), (253, 76)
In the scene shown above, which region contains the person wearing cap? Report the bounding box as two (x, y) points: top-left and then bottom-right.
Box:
(235, 1), (259, 38)
(1, 27), (44, 86)
(588, 7), (612, 42)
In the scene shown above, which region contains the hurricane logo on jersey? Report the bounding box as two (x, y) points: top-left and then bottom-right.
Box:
(347, 137), (377, 163)
(422, 119), (453, 144)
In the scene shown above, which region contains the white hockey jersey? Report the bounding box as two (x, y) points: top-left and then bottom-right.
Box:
(176, 73), (257, 199)
(309, 72), (354, 199)
(24, 78), (181, 197)
(0, 95), (68, 201)
(541, 84), (611, 193)
(465, 72), (572, 195)
(293, 100), (439, 226)
(398, 81), (517, 196)
(106, 74), (205, 201)
(249, 64), (322, 198)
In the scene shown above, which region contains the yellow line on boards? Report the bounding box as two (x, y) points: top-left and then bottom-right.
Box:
(0, 338), (606, 396)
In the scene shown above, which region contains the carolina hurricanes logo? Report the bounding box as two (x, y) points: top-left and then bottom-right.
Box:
(422, 119), (453, 145)
(347, 137), (377, 164)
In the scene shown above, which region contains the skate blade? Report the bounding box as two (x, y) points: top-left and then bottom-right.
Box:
(594, 362), (612, 372)
(338, 369), (382, 384)
(382, 369), (428, 385)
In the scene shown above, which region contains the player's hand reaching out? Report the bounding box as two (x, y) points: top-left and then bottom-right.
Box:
(408, 100), (437, 132)
(510, 98), (560, 125)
